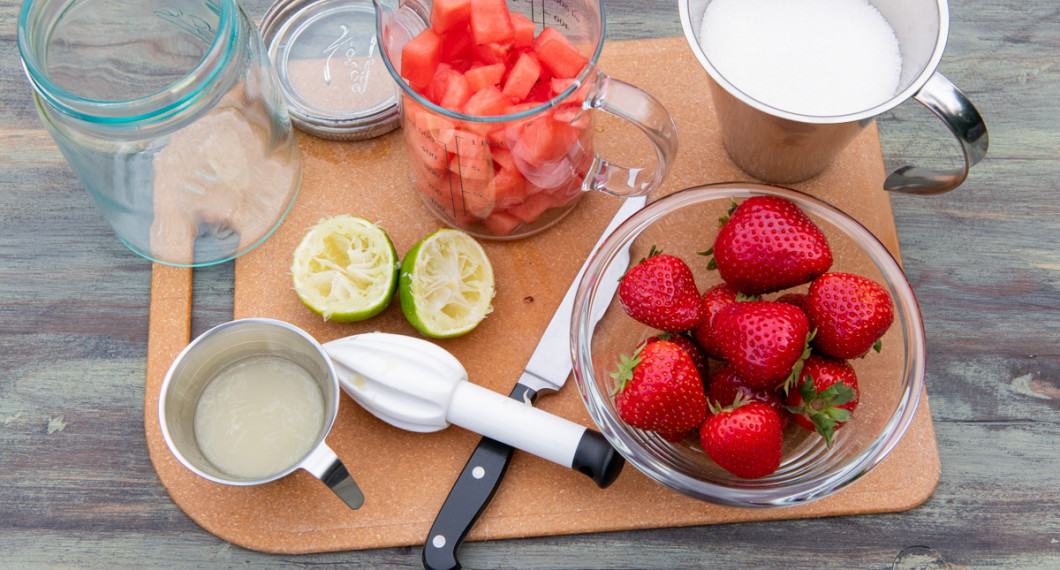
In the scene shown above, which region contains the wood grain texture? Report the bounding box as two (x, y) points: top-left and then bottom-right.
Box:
(1, 0), (1057, 568)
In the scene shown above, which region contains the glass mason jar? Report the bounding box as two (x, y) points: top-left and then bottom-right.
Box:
(18, 0), (302, 266)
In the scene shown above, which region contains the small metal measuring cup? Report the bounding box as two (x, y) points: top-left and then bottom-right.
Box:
(158, 318), (364, 510)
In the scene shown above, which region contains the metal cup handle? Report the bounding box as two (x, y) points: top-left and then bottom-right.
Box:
(584, 73), (679, 197)
(301, 441), (364, 510)
(884, 72), (989, 195)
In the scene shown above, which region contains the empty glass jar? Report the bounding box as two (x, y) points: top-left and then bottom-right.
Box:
(18, 0), (302, 266)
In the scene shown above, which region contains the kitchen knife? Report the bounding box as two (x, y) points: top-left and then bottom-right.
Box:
(422, 195), (646, 570)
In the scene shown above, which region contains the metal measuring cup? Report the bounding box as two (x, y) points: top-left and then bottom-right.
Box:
(158, 318), (364, 510)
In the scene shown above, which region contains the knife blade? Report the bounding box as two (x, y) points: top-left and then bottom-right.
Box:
(422, 195), (646, 570)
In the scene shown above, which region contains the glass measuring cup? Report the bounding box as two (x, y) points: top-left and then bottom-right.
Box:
(18, 0), (302, 266)
(374, 0), (678, 239)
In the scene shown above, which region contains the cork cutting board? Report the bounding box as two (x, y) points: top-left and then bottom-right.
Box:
(144, 36), (940, 554)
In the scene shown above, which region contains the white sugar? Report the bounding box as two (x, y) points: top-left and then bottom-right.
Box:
(699, 0), (903, 116)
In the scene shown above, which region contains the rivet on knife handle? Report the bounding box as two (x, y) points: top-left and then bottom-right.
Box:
(422, 384), (535, 570)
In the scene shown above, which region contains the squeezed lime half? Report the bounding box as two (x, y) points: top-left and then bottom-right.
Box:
(399, 229), (495, 338)
(291, 215), (399, 322)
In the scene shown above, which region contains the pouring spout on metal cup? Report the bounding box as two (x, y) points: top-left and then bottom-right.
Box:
(325, 332), (616, 483)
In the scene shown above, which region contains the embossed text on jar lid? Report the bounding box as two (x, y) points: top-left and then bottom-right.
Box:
(260, 0), (399, 140)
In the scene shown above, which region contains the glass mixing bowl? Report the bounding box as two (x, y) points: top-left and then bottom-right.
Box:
(570, 183), (926, 507)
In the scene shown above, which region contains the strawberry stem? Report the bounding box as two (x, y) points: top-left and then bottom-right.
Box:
(609, 346), (644, 397)
(784, 375), (858, 448)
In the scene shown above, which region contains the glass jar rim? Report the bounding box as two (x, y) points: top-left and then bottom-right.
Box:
(17, 0), (238, 124)
(374, 0), (608, 124)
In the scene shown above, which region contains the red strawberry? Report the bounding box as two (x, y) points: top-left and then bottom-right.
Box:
(707, 364), (791, 429)
(776, 292), (811, 315)
(708, 196), (833, 295)
(618, 246), (701, 332)
(712, 300), (811, 391)
(690, 283), (740, 359)
(807, 272), (895, 359)
(611, 340), (707, 434)
(700, 395), (784, 479)
(784, 354), (860, 447)
(656, 429), (695, 444)
(647, 332), (709, 380)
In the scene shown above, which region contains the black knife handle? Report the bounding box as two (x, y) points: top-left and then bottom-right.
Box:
(422, 435), (515, 570)
(422, 385), (537, 570)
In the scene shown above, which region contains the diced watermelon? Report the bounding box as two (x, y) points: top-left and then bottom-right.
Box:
(401, 28), (443, 91)
(426, 64), (472, 109)
(551, 103), (589, 128)
(465, 63), (506, 91)
(448, 131), (492, 180)
(469, 0), (514, 45)
(502, 52), (542, 101)
(490, 166), (527, 207)
(458, 175), (493, 217)
(430, 0), (471, 34)
(533, 26), (588, 79)
(509, 12), (536, 48)
(516, 116), (579, 162)
(491, 147), (517, 171)
(439, 29), (474, 63)
(483, 210), (522, 236)
(462, 85), (509, 116)
(400, 7), (599, 231)
(471, 41), (512, 66)
(550, 77), (576, 96)
(403, 106), (450, 171)
(506, 190), (553, 224)
(524, 80), (553, 103)
(444, 71), (472, 109)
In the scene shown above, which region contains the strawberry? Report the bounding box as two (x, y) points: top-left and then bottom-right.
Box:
(784, 354), (860, 447)
(656, 429), (696, 444)
(610, 340), (707, 434)
(700, 395), (784, 479)
(807, 272), (895, 359)
(708, 196), (833, 295)
(712, 300), (812, 391)
(618, 246), (702, 332)
(707, 364), (791, 429)
(690, 283), (740, 359)
(776, 292), (811, 315)
(647, 332), (710, 380)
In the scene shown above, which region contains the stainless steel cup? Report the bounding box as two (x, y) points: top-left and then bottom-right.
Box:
(158, 318), (364, 510)
(680, 0), (988, 193)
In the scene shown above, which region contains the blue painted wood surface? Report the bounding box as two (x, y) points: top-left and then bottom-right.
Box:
(1, 0), (1056, 567)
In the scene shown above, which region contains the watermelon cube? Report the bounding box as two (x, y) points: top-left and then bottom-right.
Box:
(401, 28), (443, 91)
(462, 85), (510, 116)
(483, 210), (523, 236)
(430, 0), (471, 34)
(509, 12), (536, 48)
(465, 63), (506, 91)
(533, 26), (588, 79)
(502, 52), (542, 101)
(469, 0), (514, 45)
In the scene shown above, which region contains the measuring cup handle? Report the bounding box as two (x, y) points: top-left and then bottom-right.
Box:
(584, 74), (679, 197)
(302, 442), (365, 510)
(884, 72), (989, 195)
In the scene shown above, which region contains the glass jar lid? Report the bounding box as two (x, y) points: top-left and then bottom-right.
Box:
(260, 0), (399, 140)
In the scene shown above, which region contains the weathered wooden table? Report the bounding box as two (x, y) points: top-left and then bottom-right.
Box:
(1, 0), (1057, 567)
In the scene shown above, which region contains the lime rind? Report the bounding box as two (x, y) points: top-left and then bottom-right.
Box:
(291, 216), (399, 322)
(400, 229), (495, 338)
